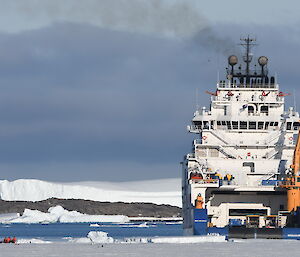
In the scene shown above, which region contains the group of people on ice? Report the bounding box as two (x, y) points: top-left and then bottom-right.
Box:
(0, 237), (17, 243)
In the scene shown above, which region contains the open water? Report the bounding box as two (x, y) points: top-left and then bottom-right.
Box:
(0, 222), (183, 241)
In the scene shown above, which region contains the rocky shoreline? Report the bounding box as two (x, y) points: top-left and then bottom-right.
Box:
(0, 198), (181, 218)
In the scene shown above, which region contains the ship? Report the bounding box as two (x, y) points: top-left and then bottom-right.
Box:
(181, 37), (300, 239)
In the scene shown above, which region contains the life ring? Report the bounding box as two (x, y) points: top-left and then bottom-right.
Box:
(202, 136), (207, 140)
(262, 91), (267, 96)
(289, 137), (293, 141)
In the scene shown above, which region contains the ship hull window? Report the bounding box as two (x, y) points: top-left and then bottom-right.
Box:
(229, 209), (267, 216)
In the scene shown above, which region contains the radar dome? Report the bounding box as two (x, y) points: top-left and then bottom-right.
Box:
(258, 56), (268, 66)
(228, 55), (238, 66)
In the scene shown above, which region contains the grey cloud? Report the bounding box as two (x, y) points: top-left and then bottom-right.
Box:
(0, 22), (298, 181)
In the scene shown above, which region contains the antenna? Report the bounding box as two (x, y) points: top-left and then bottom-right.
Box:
(196, 88), (199, 110)
(240, 36), (256, 76)
(294, 88), (297, 111)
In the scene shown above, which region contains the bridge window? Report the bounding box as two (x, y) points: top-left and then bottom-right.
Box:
(258, 122), (264, 130)
(193, 121), (202, 129)
(226, 121), (231, 129)
(240, 121), (247, 129)
(249, 122), (256, 129)
(248, 106), (254, 115)
(232, 121), (238, 129)
(287, 122), (292, 130)
(293, 122), (300, 130)
(265, 122), (269, 130)
(203, 121), (209, 129)
(261, 106), (269, 115)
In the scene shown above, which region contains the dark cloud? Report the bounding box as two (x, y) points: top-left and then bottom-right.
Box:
(0, 22), (298, 181)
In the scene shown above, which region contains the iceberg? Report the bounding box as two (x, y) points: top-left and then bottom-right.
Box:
(6, 205), (129, 224)
(0, 178), (181, 207)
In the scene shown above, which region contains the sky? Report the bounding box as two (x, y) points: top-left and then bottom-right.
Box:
(0, 0), (299, 182)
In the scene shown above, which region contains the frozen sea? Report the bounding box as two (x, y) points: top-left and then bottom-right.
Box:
(0, 222), (182, 241)
(1, 239), (300, 257)
(0, 223), (299, 257)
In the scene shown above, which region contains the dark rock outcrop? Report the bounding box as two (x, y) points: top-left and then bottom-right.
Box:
(0, 198), (181, 217)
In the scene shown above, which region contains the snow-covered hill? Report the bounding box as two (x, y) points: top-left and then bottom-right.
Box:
(0, 179), (181, 207)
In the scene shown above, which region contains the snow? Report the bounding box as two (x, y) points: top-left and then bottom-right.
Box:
(151, 235), (226, 243)
(4, 205), (129, 224)
(0, 178), (181, 206)
(0, 240), (299, 257)
(0, 213), (20, 223)
(17, 238), (52, 244)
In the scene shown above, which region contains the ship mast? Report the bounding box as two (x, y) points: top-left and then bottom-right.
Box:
(227, 36), (269, 86)
(240, 36), (256, 77)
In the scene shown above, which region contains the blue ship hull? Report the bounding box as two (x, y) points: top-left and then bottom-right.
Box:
(193, 209), (300, 240)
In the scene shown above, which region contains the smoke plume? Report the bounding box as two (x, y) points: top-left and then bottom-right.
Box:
(5, 0), (208, 38)
(4, 0), (239, 55)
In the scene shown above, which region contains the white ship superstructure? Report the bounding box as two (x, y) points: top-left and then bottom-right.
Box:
(182, 38), (299, 233)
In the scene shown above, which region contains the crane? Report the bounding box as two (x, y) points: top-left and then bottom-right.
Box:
(284, 130), (300, 212)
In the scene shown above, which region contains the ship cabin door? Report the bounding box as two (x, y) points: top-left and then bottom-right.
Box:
(242, 162), (255, 173)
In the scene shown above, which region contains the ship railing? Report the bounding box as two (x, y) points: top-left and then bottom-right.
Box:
(189, 178), (219, 185)
(212, 95), (283, 103)
(188, 125), (202, 133)
(218, 145), (237, 159)
(217, 82), (278, 89)
(263, 148), (278, 159)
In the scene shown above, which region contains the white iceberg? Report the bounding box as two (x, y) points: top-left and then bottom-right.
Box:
(87, 231), (114, 244)
(6, 205), (129, 224)
(0, 178), (181, 207)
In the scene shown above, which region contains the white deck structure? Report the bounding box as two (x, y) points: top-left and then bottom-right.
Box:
(182, 38), (299, 232)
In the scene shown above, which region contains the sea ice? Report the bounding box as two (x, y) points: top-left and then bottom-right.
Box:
(87, 231), (114, 244)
